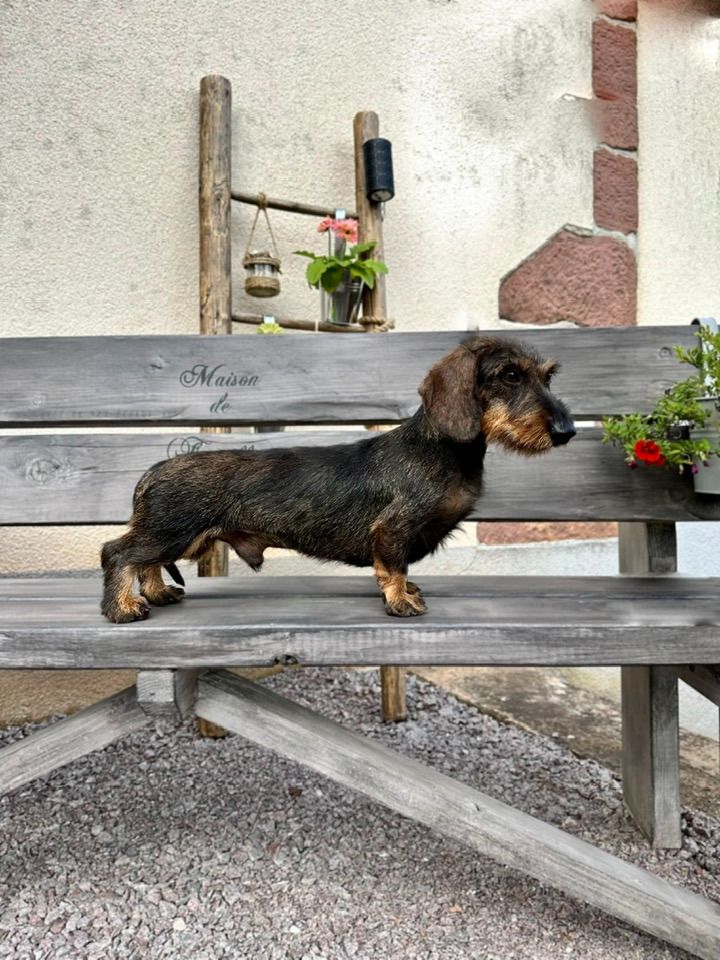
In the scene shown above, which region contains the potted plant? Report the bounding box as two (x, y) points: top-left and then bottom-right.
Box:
(602, 322), (720, 494)
(295, 217), (388, 325)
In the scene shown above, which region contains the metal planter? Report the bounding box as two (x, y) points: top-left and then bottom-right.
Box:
(691, 397), (720, 494)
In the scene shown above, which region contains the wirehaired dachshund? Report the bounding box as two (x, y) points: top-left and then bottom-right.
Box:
(101, 336), (575, 622)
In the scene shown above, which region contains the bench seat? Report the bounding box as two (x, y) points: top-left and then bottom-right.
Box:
(2, 574), (718, 669)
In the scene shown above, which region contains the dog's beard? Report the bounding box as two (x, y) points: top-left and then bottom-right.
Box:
(481, 406), (553, 456)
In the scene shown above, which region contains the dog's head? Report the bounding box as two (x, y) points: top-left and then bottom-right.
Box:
(419, 336), (575, 454)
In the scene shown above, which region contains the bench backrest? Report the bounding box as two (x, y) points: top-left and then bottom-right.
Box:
(2, 327), (718, 524)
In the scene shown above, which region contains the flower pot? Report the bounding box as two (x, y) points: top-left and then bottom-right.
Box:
(328, 273), (364, 325)
(691, 397), (720, 494)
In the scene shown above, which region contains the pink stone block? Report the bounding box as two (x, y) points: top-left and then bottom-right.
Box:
(499, 228), (636, 327)
(593, 148), (638, 233)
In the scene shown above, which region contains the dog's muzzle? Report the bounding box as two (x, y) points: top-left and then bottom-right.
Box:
(550, 416), (576, 447)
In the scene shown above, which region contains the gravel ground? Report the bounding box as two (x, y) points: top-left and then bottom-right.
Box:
(1, 668), (719, 960)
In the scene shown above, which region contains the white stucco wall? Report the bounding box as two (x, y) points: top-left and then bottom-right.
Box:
(0, 1), (594, 338)
(637, 2), (720, 327)
(1, 0), (593, 572)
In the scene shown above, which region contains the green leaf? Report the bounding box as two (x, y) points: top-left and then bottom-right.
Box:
(349, 263), (375, 288)
(321, 264), (345, 293)
(349, 260), (375, 283)
(362, 259), (389, 275)
(350, 241), (377, 256)
(306, 259), (327, 286)
(294, 250), (318, 259)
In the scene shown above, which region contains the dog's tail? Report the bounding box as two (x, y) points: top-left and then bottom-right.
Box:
(164, 563), (185, 587)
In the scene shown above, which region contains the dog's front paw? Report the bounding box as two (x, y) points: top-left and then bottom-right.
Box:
(101, 596), (151, 623)
(142, 584), (184, 606)
(383, 591), (428, 618)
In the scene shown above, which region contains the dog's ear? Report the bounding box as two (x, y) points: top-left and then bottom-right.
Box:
(419, 345), (482, 441)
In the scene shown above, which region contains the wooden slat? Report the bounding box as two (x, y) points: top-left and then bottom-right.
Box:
(0, 686), (149, 797)
(0, 327), (701, 426)
(3, 429), (719, 525)
(2, 575), (720, 669)
(4, 573), (720, 601)
(195, 671), (720, 960)
(619, 522), (681, 849)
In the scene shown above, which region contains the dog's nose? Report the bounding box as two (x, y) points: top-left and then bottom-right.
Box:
(550, 421), (576, 447)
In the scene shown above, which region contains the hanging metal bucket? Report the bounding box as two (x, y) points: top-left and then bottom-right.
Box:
(691, 396), (720, 494)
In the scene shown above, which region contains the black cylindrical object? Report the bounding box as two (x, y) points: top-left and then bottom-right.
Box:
(363, 138), (395, 203)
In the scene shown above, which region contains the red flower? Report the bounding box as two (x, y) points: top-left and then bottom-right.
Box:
(633, 439), (666, 467)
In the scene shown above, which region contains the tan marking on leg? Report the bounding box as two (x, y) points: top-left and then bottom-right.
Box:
(116, 566), (137, 611)
(139, 565), (184, 606)
(375, 568), (427, 617)
(374, 558), (391, 592)
(138, 565), (165, 599)
(112, 566), (150, 622)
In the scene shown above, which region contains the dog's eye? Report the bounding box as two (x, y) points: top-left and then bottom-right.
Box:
(502, 367), (521, 385)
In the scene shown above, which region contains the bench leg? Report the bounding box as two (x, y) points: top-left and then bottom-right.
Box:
(618, 521), (681, 848)
(196, 535), (230, 738)
(136, 669), (200, 720)
(621, 665), (681, 848)
(380, 666), (406, 722)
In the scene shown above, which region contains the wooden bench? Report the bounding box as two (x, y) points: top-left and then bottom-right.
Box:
(2, 327), (720, 958)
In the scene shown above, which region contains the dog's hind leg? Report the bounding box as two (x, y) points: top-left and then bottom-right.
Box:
(100, 533), (150, 623)
(101, 531), (190, 623)
(138, 564), (185, 606)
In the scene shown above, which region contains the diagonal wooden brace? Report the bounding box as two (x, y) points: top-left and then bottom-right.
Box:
(0, 686), (150, 798)
(195, 670), (720, 960)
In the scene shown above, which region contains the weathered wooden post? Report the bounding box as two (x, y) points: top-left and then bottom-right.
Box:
(353, 112), (388, 330)
(197, 74), (233, 736)
(354, 111), (405, 723)
(619, 521), (681, 847)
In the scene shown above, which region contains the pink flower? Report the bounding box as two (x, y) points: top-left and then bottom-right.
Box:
(315, 217), (359, 243)
(332, 218), (358, 244)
